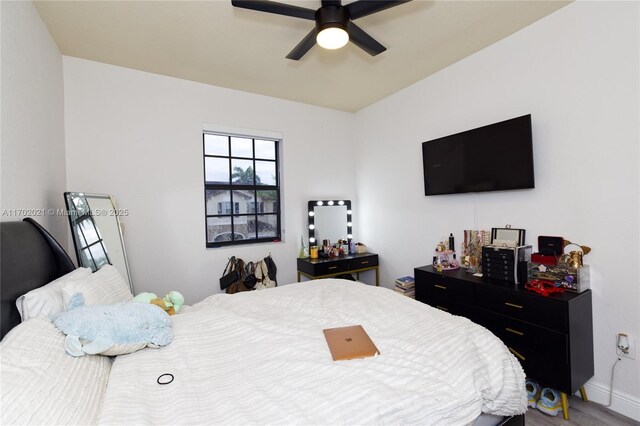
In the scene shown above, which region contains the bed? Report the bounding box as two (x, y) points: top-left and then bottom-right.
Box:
(1, 218), (526, 425)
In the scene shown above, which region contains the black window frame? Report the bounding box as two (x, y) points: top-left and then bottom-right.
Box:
(203, 132), (282, 248)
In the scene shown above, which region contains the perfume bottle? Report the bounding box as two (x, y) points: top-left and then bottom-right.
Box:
(298, 235), (308, 258)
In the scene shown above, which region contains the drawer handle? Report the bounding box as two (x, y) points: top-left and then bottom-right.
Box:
(508, 347), (526, 361)
(434, 284), (447, 290)
(328, 266), (338, 270)
(506, 327), (524, 336)
(435, 305), (449, 311)
(360, 261), (369, 264)
(504, 302), (523, 309)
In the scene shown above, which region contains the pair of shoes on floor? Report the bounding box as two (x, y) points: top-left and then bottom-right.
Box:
(526, 379), (563, 416)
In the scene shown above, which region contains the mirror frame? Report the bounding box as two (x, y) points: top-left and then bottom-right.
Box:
(307, 199), (352, 248)
(64, 192), (134, 293)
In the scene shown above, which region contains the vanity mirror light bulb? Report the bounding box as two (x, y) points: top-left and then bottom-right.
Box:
(347, 222), (352, 227)
(309, 225), (315, 230)
(347, 234), (353, 239)
(308, 211), (314, 216)
(310, 237), (316, 243)
(317, 201), (323, 206)
(347, 210), (352, 215)
(328, 201), (334, 206)
(338, 200), (344, 205)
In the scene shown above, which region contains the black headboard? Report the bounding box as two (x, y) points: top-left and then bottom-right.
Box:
(0, 218), (74, 339)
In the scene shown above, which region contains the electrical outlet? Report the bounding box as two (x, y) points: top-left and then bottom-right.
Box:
(617, 333), (636, 360)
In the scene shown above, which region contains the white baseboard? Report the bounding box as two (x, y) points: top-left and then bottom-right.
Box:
(576, 382), (640, 421)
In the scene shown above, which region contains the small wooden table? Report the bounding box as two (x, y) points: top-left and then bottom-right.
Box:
(297, 252), (379, 286)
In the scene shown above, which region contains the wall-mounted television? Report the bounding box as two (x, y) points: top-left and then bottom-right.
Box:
(422, 114), (534, 196)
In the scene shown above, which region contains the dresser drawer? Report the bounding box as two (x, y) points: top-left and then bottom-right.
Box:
(473, 308), (568, 363)
(507, 343), (570, 392)
(424, 275), (473, 301)
(475, 285), (567, 333)
(312, 261), (349, 276)
(420, 275), (473, 314)
(349, 255), (378, 269)
(423, 293), (466, 315)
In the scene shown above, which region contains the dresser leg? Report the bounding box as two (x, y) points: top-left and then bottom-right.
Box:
(579, 386), (588, 402)
(560, 392), (569, 420)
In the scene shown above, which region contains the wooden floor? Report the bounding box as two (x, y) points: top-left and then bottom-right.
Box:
(525, 395), (639, 426)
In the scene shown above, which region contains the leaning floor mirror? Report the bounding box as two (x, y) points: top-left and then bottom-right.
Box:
(64, 192), (133, 292)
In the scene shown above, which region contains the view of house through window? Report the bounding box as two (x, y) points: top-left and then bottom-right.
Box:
(203, 131), (281, 247)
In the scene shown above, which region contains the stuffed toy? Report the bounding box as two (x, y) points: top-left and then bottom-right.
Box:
(53, 293), (172, 357)
(132, 291), (184, 315)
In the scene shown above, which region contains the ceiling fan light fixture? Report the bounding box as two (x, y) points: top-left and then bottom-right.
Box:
(316, 25), (349, 50)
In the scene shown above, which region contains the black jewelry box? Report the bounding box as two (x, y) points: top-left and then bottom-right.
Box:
(537, 235), (564, 256)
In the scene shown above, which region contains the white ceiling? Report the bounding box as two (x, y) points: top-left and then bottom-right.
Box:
(34, 0), (571, 112)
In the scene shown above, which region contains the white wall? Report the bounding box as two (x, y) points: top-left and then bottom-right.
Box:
(0, 1), (67, 244)
(63, 57), (356, 304)
(355, 1), (639, 419)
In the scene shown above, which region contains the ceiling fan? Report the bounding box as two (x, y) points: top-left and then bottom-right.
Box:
(231, 0), (412, 60)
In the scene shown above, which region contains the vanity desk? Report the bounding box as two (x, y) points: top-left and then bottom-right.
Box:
(297, 253), (379, 286)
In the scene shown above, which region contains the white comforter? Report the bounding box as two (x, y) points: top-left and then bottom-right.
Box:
(99, 280), (526, 425)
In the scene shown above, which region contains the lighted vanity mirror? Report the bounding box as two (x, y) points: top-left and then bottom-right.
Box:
(307, 200), (352, 248)
(64, 192), (133, 293)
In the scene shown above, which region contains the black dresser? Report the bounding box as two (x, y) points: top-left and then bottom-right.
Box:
(297, 253), (379, 286)
(414, 265), (593, 420)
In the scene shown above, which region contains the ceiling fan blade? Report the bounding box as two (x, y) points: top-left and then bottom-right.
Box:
(231, 0), (316, 20)
(321, 0), (341, 6)
(286, 28), (317, 60)
(346, 0), (411, 20)
(347, 21), (386, 56)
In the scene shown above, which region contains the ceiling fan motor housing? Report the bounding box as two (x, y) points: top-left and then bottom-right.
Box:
(315, 5), (350, 33)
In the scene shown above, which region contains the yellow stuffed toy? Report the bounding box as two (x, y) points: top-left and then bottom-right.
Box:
(132, 291), (185, 315)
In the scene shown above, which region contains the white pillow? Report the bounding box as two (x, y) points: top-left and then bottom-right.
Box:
(16, 267), (92, 321)
(61, 264), (133, 308)
(0, 317), (111, 425)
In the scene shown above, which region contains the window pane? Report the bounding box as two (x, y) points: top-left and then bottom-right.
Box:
(80, 219), (100, 245)
(204, 134), (228, 156)
(206, 189), (230, 215)
(255, 160), (276, 186)
(233, 190), (255, 214)
(231, 159), (254, 185)
(231, 137), (253, 158)
(235, 215), (256, 241)
(207, 217), (241, 243)
(256, 214), (278, 238)
(205, 157), (229, 184)
(255, 139), (276, 160)
(89, 244), (109, 269)
(257, 190), (278, 213)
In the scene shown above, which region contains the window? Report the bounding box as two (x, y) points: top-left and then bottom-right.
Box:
(203, 131), (281, 247)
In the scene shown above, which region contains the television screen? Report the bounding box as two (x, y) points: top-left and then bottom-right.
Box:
(422, 114), (534, 196)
